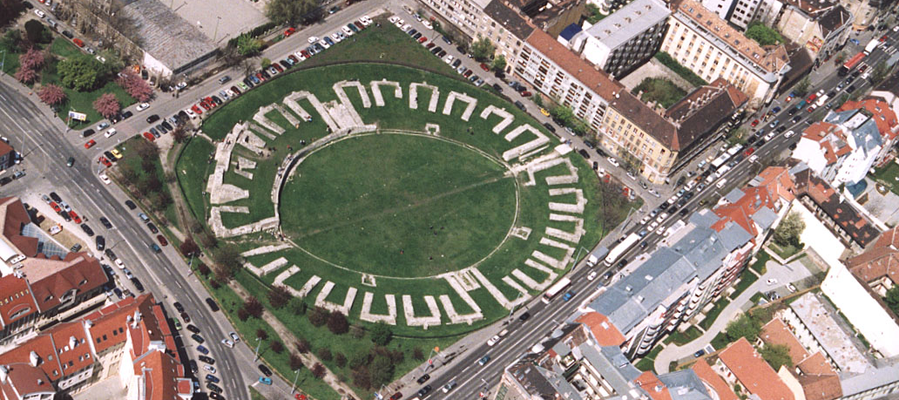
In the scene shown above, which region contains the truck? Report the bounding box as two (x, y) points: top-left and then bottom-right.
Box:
(604, 233), (641, 266)
(814, 95), (830, 107)
(864, 39), (880, 55)
(586, 247), (609, 267)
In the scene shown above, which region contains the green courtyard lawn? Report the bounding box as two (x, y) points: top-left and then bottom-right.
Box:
(665, 326), (703, 346)
(633, 78), (686, 108)
(43, 38), (136, 129)
(635, 345), (664, 372)
(872, 162), (899, 196)
(729, 268), (759, 300)
(699, 297), (731, 330)
(751, 251), (770, 274)
(0, 41), (23, 75)
(769, 242), (802, 259)
(114, 137), (179, 228)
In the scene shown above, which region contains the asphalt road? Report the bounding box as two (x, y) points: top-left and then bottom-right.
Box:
(403, 25), (899, 400)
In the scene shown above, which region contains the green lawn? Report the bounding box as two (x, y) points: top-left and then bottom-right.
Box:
(0, 41), (23, 75)
(634, 78), (686, 108)
(665, 326), (703, 345)
(655, 52), (707, 87)
(729, 268), (759, 300)
(769, 242), (802, 259)
(43, 38), (136, 129)
(872, 162), (899, 196)
(751, 251), (770, 274)
(114, 137), (179, 227)
(282, 134), (515, 277)
(635, 345), (664, 372)
(699, 297), (731, 330)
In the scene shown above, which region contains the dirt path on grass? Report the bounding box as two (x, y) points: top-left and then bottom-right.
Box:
(228, 281), (358, 399)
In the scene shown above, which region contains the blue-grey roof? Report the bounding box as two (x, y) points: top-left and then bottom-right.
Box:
(824, 109), (857, 125)
(723, 188), (746, 204)
(839, 362), (899, 396)
(851, 118), (883, 156)
(589, 221), (752, 334)
(581, 344), (643, 396)
(580, 0), (670, 49)
(751, 206), (779, 232)
(658, 370), (713, 400)
(560, 23), (582, 41)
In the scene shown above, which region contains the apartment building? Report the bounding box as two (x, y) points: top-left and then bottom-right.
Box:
(569, 0), (671, 79)
(715, 338), (796, 400)
(758, 318), (843, 400)
(792, 116), (882, 187)
(662, 0), (791, 106)
(0, 197), (109, 345)
(775, 0), (852, 63)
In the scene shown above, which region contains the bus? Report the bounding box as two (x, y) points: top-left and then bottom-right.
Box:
(604, 233), (641, 266)
(543, 277), (572, 303)
(710, 153), (731, 170)
(839, 52), (866, 76)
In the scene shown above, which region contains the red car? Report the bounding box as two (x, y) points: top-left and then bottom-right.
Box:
(463, 69), (473, 78)
(272, 63), (283, 73)
(390, 392), (402, 400)
(50, 201), (61, 213)
(744, 147), (755, 156)
(807, 93), (817, 103)
(143, 132), (155, 141)
(157, 235), (168, 246)
(750, 119), (760, 127)
(284, 27), (297, 36)
(418, 36), (428, 43)
(301, 50), (311, 58)
(204, 97), (215, 107)
(255, 72), (266, 82)
(191, 105), (203, 115)
(230, 86), (242, 95)
(84, 139), (96, 149)
(200, 101), (211, 111)
(70, 211), (83, 224)
(480, 63), (489, 71)
(99, 156), (112, 167)
(521, 91), (532, 97)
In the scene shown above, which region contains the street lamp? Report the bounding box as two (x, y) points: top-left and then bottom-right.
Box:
(0, 50), (6, 75)
(213, 16), (222, 42)
(291, 368), (300, 394)
(253, 337), (262, 361)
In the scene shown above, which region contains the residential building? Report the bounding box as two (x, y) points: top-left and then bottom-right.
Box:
(586, 208), (756, 357)
(569, 0), (671, 79)
(698, 0), (782, 30)
(661, 0), (791, 106)
(870, 72), (899, 111)
(0, 197), (108, 344)
(838, 0), (887, 31)
(775, 0), (852, 64)
(0, 142), (13, 172)
(791, 115), (882, 187)
(759, 318), (843, 400)
(716, 338), (796, 400)
(0, 294), (194, 399)
(60, 0), (217, 78)
(781, 293), (871, 374)
(840, 98), (899, 166)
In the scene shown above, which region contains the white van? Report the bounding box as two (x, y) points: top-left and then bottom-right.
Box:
(716, 178), (728, 189)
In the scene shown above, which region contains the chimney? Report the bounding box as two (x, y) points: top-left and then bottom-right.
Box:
(131, 310), (142, 328)
(0, 365), (7, 383)
(29, 351), (40, 367)
(69, 336), (77, 348)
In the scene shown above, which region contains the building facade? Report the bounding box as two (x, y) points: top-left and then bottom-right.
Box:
(570, 0), (670, 79)
(775, 1), (852, 64)
(661, 0), (791, 107)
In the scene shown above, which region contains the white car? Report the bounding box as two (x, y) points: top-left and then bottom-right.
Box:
(401, 24), (412, 32)
(587, 271), (598, 281)
(331, 33), (343, 42)
(360, 15), (372, 26)
(388, 16), (399, 24)
(607, 157), (620, 167)
(656, 212), (668, 223)
(104, 128), (117, 138)
(229, 331), (240, 343)
(486, 335), (501, 346)
(748, 155), (759, 163)
(444, 55), (455, 64)
(34, 9), (45, 18)
(136, 103), (150, 111)
(656, 226), (666, 235)
(221, 339), (234, 348)
(115, 259), (125, 269)
(307, 36), (320, 44)
(784, 130), (795, 138)
(640, 215), (651, 225)
(204, 365), (216, 374)
(343, 26), (355, 36)
(185, 108), (197, 119)
(649, 221), (659, 230)
(99, 173), (111, 185)
(766, 278), (778, 285)
(319, 39), (331, 49)
(422, 20), (433, 30)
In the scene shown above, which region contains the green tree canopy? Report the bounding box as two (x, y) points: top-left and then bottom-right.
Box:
(236, 34), (262, 57)
(725, 313), (762, 342)
(760, 344), (794, 371)
(369, 322), (392, 345)
(471, 36), (495, 62)
(885, 286), (899, 315)
(265, 0), (318, 25)
(24, 20), (47, 44)
(492, 54), (507, 72)
(794, 77), (811, 96)
(745, 21), (784, 46)
(58, 57), (100, 91)
(773, 212), (805, 247)
(368, 355), (394, 388)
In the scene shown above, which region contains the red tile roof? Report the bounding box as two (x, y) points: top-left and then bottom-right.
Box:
(0, 141), (13, 157)
(525, 29), (624, 101)
(756, 167), (796, 203)
(634, 371), (672, 400)
(796, 353), (841, 400)
(845, 225), (899, 284)
(760, 318), (810, 365)
(21, 252), (108, 312)
(0, 273), (38, 328)
(87, 295), (156, 354)
(0, 363), (53, 399)
(134, 350), (187, 400)
(839, 99), (899, 140)
(575, 312), (626, 347)
(691, 360), (739, 400)
(718, 338), (794, 400)
(0, 334), (62, 380)
(712, 186), (775, 235)
(49, 321), (93, 377)
(0, 197), (38, 257)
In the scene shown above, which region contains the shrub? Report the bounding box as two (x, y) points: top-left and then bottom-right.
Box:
(289, 353), (304, 370)
(237, 307), (249, 321)
(37, 84), (66, 106)
(289, 298), (307, 315)
(270, 340), (284, 354)
(116, 70), (153, 102)
(327, 311), (349, 334)
(179, 238), (200, 257)
(92, 93), (121, 119)
(209, 278), (220, 289)
(255, 328), (268, 340)
(19, 47), (45, 71)
(311, 363), (326, 379)
(243, 296), (264, 318)
(350, 324), (365, 339)
(334, 352), (346, 368)
(308, 306), (329, 327)
(295, 338), (311, 354)
(317, 348), (332, 361)
(370, 322), (392, 345)
(413, 347), (424, 360)
(14, 67), (38, 84)
(352, 366), (371, 389)
(268, 285), (292, 309)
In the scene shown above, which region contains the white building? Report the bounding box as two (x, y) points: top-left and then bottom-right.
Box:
(792, 109), (883, 186)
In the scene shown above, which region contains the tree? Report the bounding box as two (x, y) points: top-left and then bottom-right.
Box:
(773, 211), (805, 247)
(260, 58), (271, 68)
(197, 263), (211, 276)
(885, 286), (899, 315)
(134, 139), (159, 159)
(93, 93), (121, 119)
(327, 311), (349, 334)
(492, 54), (507, 72)
(236, 34), (262, 56)
(171, 125), (188, 143)
(725, 313), (762, 342)
(255, 328), (268, 340)
(352, 366), (372, 389)
(334, 352), (347, 367)
(119, 162), (139, 185)
(370, 322), (392, 345)
(270, 340), (284, 354)
(14, 68), (38, 84)
(308, 306), (329, 327)
(872, 61), (891, 85)
(179, 237), (200, 257)
(58, 58), (100, 91)
(289, 298), (308, 315)
(268, 285), (292, 309)
(760, 344), (793, 371)
(471, 36), (495, 62)
(0, 0), (26, 30)
(137, 176), (162, 196)
(265, 0), (319, 25)
(116, 71), (153, 102)
(289, 353), (304, 370)
(368, 355), (394, 388)
(744, 21), (783, 46)
(151, 192), (172, 212)
(23, 20), (45, 44)
(38, 84), (66, 106)
(244, 297), (264, 319)
(317, 348), (332, 361)
(295, 338), (311, 353)
(214, 244), (241, 277)
(794, 77), (811, 96)
(413, 347), (424, 360)
(311, 363), (326, 379)
(19, 47), (46, 71)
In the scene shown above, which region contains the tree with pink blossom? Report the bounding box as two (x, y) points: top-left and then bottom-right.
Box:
(93, 93), (121, 119)
(18, 48), (46, 71)
(37, 84), (66, 106)
(116, 70), (153, 102)
(14, 68), (38, 84)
